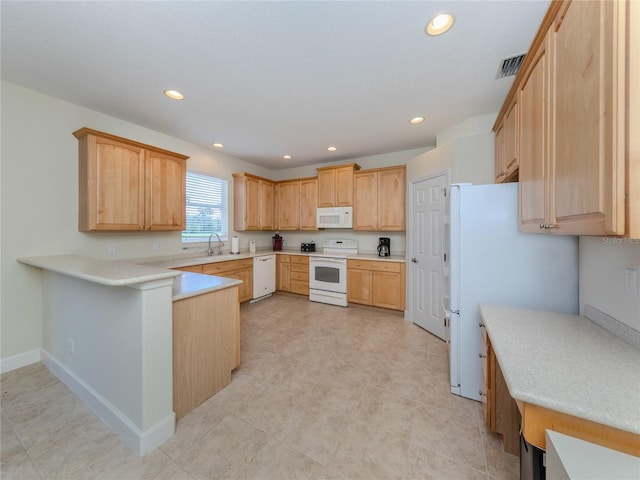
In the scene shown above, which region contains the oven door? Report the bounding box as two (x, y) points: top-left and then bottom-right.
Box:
(309, 257), (347, 293)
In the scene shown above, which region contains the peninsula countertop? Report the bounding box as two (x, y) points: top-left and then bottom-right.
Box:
(479, 304), (640, 436)
(17, 254), (181, 286)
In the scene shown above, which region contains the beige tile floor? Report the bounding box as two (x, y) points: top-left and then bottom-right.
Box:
(1, 293), (519, 480)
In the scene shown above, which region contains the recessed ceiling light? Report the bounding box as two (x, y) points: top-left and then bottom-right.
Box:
(328, 146), (337, 152)
(283, 155), (292, 160)
(409, 116), (425, 124)
(425, 13), (454, 36)
(164, 89), (184, 100)
(212, 143), (224, 148)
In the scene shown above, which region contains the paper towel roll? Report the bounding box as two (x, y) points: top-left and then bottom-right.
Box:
(231, 236), (239, 254)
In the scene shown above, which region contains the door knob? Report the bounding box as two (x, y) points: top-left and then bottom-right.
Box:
(411, 258), (417, 263)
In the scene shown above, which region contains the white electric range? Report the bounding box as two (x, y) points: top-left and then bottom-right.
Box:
(308, 239), (358, 307)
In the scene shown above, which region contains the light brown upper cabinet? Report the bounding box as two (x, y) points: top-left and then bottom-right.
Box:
(316, 163), (361, 207)
(496, 0), (638, 237)
(74, 128), (188, 232)
(299, 178), (318, 230)
(276, 177), (318, 231)
(276, 180), (300, 230)
(233, 173), (275, 231)
(519, 29), (551, 232)
(494, 98), (519, 183)
(353, 165), (406, 231)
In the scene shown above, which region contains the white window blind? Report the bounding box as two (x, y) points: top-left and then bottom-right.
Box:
(182, 171), (229, 243)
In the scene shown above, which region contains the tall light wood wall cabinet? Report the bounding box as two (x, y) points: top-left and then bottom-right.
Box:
(353, 166), (406, 231)
(233, 173), (275, 231)
(275, 177), (318, 231)
(494, 99), (519, 183)
(74, 128), (188, 231)
(496, 0), (638, 237)
(316, 163), (361, 207)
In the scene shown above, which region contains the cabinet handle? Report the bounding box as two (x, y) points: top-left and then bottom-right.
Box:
(479, 390), (486, 397)
(411, 258), (417, 263)
(479, 353), (486, 358)
(539, 223), (546, 229)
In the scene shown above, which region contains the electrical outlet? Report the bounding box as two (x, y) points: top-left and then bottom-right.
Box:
(152, 241), (162, 250)
(625, 268), (638, 294)
(107, 243), (116, 254)
(67, 339), (75, 356)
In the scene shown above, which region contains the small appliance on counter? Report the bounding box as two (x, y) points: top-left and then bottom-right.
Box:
(301, 242), (316, 252)
(249, 240), (256, 253)
(272, 233), (283, 251)
(377, 237), (391, 257)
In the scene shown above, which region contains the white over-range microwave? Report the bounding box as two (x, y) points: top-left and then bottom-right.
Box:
(316, 206), (353, 229)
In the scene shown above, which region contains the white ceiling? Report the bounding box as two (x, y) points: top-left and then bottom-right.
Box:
(1, 1), (549, 170)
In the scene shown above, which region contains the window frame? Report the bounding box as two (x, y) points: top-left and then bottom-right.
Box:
(182, 170), (229, 244)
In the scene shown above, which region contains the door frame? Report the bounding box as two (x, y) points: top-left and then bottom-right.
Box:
(405, 169), (450, 325)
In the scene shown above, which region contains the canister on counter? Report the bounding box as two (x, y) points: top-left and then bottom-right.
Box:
(272, 233), (283, 251)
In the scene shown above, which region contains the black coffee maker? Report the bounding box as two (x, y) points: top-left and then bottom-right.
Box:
(377, 237), (391, 257)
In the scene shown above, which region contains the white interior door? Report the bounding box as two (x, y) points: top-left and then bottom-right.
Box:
(410, 172), (448, 339)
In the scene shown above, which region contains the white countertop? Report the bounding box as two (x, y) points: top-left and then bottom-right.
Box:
(479, 304), (640, 436)
(17, 255), (181, 286)
(172, 272), (243, 301)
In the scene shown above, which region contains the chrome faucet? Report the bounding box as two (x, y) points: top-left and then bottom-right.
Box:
(208, 233), (224, 256)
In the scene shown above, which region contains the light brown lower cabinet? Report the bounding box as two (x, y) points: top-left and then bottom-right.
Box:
(276, 254), (309, 295)
(276, 254), (291, 291)
(290, 255), (309, 295)
(346, 259), (405, 311)
(172, 286), (239, 420)
(481, 326), (522, 456)
(202, 259), (253, 303)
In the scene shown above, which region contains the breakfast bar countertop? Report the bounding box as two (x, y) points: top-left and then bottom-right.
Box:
(17, 254), (181, 286)
(479, 303), (640, 436)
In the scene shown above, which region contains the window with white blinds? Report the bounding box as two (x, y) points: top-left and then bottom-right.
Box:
(182, 171), (229, 243)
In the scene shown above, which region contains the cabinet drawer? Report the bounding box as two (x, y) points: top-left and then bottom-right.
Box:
(202, 258), (253, 275)
(290, 271), (308, 282)
(174, 265), (203, 274)
(290, 280), (309, 295)
(347, 259), (402, 273)
(290, 264), (309, 274)
(278, 254), (291, 263)
(290, 255), (309, 265)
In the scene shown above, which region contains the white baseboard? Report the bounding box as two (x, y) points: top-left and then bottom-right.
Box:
(41, 350), (175, 456)
(1, 349), (42, 374)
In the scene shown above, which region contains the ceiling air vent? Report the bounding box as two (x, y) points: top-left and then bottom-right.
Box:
(495, 52), (526, 79)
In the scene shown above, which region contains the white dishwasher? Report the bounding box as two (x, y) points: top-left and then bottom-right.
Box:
(252, 254), (276, 301)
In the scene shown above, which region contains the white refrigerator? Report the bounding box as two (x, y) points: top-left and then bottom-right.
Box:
(448, 182), (578, 401)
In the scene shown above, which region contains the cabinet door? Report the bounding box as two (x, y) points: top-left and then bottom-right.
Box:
(347, 268), (372, 305)
(224, 269), (253, 303)
(335, 166), (355, 206)
(377, 167), (406, 231)
(84, 135), (146, 231)
(145, 150), (186, 230)
(299, 178), (318, 230)
(551, 0), (626, 235)
(519, 31), (550, 233)
(317, 169), (335, 207)
(259, 180), (275, 230)
(276, 259), (291, 292)
(244, 177), (261, 231)
(353, 171), (377, 230)
(494, 124), (506, 183)
(371, 271), (403, 310)
(277, 181), (300, 230)
(503, 100), (518, 178)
